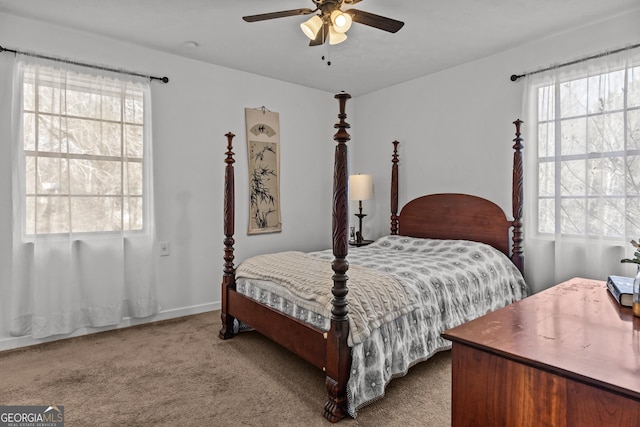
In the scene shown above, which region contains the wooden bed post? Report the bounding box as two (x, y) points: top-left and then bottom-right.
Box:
(511, 120), (524, 273)
(324, 92), (352, 423)
(390, 140), (400, 235)
(219, 132), (236, 340)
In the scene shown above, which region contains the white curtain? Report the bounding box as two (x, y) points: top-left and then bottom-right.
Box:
(523, 48), (640, 293)
(10, 56), (159, 339)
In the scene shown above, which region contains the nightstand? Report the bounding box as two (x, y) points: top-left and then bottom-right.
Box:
(348, 239), (374, 247)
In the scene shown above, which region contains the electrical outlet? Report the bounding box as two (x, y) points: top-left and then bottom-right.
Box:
(160, 241), (170, 256)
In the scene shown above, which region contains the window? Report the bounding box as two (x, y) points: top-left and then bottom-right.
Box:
(534, 63), (640, 238)
(21, 64), (147, 234)
(10, 59), (158, 338)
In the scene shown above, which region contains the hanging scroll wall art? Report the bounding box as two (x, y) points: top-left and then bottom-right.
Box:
(245, 107), (282, 234)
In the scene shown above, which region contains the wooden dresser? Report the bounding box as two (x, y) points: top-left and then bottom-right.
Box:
(442, 277), (640, 426)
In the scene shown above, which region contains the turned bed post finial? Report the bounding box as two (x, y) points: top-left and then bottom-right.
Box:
(219, 131), (237, 340)
(324, 92), (352, 423)
(390, 140), (400, 235)
(511, 120), (524, 273)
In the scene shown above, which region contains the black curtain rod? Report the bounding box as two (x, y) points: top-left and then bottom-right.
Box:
(510, 42), (640, 82)
(0, 45), (169, 83)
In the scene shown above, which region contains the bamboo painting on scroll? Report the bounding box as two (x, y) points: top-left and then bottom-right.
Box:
(245, 107), (281, 234)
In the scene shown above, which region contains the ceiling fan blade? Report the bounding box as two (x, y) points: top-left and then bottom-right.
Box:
(342, 0), (364, 4)
(346, 9), (404, 33)
(243, 8), (314, 22)
(309, 22), (328, 46)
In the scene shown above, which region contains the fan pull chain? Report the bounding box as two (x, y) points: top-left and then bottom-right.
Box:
(322, 41), (331, 66)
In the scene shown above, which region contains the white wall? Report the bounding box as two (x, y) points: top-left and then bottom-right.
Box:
(0, 12), (353, 350)
(353, 10), (640, 294)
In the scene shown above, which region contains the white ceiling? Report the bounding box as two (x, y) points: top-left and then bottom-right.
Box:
(0, 0), (638, 96)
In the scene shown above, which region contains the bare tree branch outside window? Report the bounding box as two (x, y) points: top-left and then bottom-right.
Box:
(536, 64), (640, 238)
(22, 64), (146, 235)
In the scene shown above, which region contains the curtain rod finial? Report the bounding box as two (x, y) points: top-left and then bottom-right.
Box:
(0, 45), (18, 55)
(510, 74), (522, 82)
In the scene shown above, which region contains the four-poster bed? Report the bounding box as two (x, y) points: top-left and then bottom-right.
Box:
(219, 92), (528, 422)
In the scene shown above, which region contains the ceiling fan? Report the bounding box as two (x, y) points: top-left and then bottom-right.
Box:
(242, 0), (404, 46)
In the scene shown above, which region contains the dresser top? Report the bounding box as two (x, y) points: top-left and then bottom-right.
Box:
(442, 277), (640, 399)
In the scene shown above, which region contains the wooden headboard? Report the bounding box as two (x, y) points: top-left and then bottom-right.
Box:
(398, 193), (511, 257)
(389, 120), (524, 273)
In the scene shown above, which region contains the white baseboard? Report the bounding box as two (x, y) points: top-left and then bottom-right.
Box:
(0, 301), (222, 352)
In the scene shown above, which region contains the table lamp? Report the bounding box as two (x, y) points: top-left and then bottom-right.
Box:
(349, 174), (373, 243)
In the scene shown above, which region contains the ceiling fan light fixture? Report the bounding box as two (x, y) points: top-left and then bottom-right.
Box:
(330, 10), (352, 34)
(329, 25), (347, 45)
(300, 15), (323, 40)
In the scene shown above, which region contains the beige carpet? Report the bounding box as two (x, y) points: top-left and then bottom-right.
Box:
(0, 312), (451, 426)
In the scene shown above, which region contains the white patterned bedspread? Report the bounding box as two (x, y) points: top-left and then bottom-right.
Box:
(235, 235), (529, 417)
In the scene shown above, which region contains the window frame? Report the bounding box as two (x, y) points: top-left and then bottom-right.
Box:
(18, 62), (149, 238)
(533, 62), (640, 239)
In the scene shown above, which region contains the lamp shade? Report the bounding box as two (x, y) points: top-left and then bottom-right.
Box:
(349, 174), (373, 201)
(330, 10), (352, 33)
(301, 15), (323, 40)
(329, 26), (347, 45)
